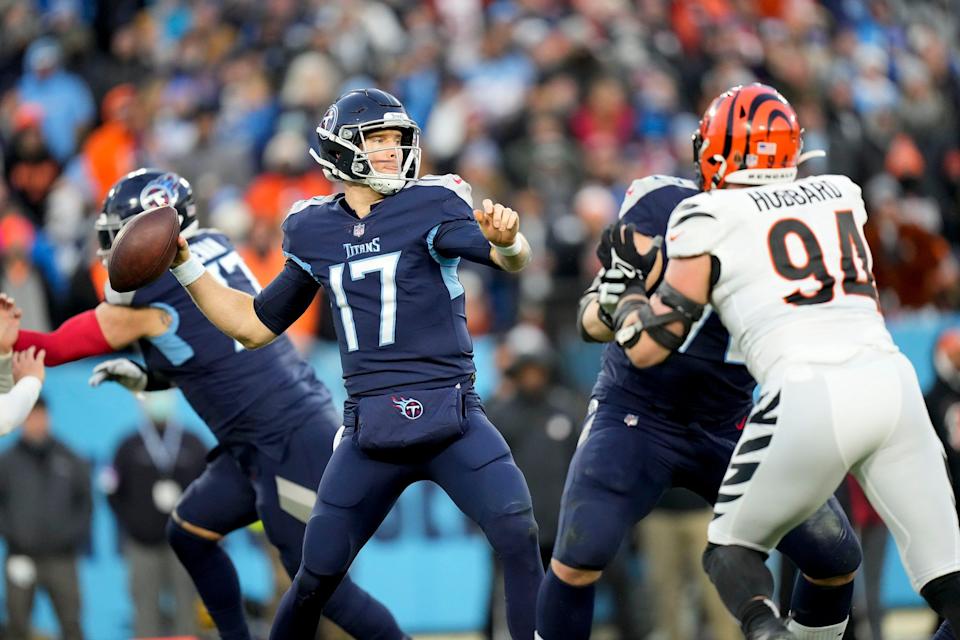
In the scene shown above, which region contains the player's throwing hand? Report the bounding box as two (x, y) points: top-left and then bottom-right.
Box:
(474, 198), (519, 247)
(171, 236), (191, 268)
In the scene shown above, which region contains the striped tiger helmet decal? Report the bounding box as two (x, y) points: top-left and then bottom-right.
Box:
(693, 83), (803, 191)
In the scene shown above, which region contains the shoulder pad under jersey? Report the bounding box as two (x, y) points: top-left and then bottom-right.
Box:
(284, 194), (338, 224)
(619, 175), (698, 219)
(411, 174), (474, 208)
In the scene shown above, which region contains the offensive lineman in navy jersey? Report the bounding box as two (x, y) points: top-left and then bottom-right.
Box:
(535, 175), (863, 640)
(12, 169), (406, 640)
(168, 89), (544, 640)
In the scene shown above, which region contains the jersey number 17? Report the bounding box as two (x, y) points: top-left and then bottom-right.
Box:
(328, 252), (401, 352)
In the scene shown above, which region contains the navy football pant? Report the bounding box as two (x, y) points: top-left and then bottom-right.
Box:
(551, 402), (860, 577)
(172, 410), (404, 640)
(271, 390), (543, 640)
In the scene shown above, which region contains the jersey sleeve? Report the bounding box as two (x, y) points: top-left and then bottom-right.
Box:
(423, 175), (499, 267)
(253, 259), (321, 337)
(618, 176), (699, 238)
(665, 192), (732, 259)
(0, 377), (41, 437)
(431, 217), (498, 267)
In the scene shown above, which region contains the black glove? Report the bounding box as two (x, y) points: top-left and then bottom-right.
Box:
(596, 221), (662, 289)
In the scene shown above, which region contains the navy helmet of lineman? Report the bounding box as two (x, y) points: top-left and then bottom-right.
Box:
(96, 168), (198, 263)
(310, 88), (422, 195)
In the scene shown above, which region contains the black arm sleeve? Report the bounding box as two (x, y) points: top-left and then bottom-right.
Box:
(253, 259), (321, 336)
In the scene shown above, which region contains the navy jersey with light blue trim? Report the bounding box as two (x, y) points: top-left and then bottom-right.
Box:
(113, 230), (334, 459)
(280, 175), (497, 398)
(592, 176), (755, 429)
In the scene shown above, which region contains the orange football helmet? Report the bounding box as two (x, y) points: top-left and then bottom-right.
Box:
(693, 83), (803, 191)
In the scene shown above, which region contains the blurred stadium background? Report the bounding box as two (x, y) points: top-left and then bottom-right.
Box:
(1, 0), (959, 638)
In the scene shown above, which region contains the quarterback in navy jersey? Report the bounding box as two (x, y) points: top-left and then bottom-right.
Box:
(168, 89), (544, 640)
(13, 169), (406, 640)
(535, 175), (863, 640)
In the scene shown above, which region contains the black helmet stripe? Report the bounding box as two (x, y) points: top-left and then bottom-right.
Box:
(743, 93), (787, 163)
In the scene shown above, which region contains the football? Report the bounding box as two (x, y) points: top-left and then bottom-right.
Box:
(107, 205), (180, 292)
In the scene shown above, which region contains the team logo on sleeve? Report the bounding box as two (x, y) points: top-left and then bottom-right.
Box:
(392, 396), (424, 420)
(139, 173), (180, 210)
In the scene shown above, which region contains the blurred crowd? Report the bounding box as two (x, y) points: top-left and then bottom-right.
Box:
(1, 1), (960, 637)
(0, 0), (959, 355)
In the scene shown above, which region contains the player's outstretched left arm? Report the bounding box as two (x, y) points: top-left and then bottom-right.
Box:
(170, 237), (278, 349)
(473, 199), (532, 272)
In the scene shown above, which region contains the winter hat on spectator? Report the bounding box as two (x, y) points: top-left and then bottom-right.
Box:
(0, 214), (37, 253)
(101, 84), (135, 121)
(24, 37), (61, 72)
(12, 103), (44, 132)
(885, 134), (924, 180)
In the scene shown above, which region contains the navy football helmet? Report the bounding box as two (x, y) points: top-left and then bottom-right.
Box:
(96, 168), (198, 260)
(310, 88), (421, 195)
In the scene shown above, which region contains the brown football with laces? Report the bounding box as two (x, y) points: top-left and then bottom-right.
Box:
(107, 205), (180, 292)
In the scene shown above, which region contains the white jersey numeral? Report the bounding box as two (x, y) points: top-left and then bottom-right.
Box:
(329, 251), (402, 352)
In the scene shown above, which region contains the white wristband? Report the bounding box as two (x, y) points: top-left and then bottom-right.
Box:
(171, 255), (205, 287)
(492, 236), (523, 257)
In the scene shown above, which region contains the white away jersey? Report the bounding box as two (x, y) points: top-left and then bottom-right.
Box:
(665, 174), (896, 385)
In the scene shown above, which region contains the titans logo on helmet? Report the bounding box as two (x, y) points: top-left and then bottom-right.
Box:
(320, 105), (339, 135)
(139, 173), (181, 210)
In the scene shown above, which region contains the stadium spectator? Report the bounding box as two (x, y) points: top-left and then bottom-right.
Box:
(487, 324), (645, 639)
(0, 294), (44, 436)
(244, 129), (332, 224)
(80, 83), (140, 205)
(102, 391), (207, 638)
(487, 324), (583, 567)
(15, 37), (94, 162)
(640, 489), (740, 640)
(925, 327), (960, 523)
(0, 209), (59, 331)
(863, 173), (958, 311)
(2, 103), (60, 226)
(0, 396), (91, 640)
(846, 477), (889, 640)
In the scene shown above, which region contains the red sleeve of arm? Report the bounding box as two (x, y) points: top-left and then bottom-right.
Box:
(14, 309), (114, 366)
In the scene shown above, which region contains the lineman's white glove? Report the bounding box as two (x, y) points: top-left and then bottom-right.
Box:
(89, 359), (148, 392)
(597, 267), (628, 317)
